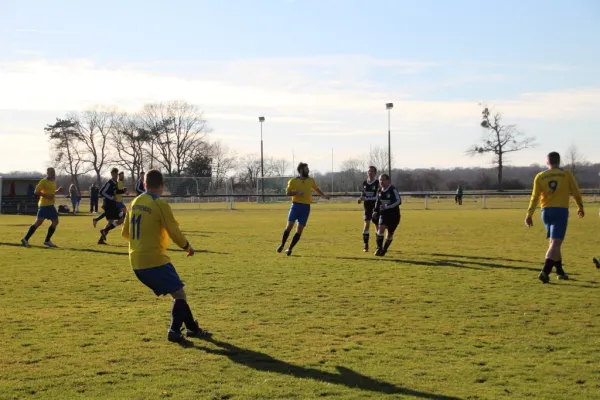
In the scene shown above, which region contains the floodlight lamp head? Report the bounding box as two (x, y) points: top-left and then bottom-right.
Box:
(258, 116), (265, 122)
(386, 103), (394, 110)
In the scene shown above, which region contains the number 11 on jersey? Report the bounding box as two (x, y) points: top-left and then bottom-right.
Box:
(131, 214), (142, 240)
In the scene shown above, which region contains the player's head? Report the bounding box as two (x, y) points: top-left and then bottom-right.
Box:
(46, 167), (56, 180)
(110, 168), (119, 180)
(118, 171), (125, 181)
(145, 169), (164, 195)
(367, 166), (377, 180)
(297, 162), (309, 178)
(140, 171), (145, 179)
(547, 152), (561, 168)
(379, 173), (390, 189)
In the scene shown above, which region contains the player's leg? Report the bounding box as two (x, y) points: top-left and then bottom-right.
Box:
(547, 208), (568, 279)
(278, 204), (298, 253)
(93, 209), (106, 228)
(286, 205), (309, 256)
(381, 215), (400, 255)
(22, 215), (45, 247)
(169, 288), (211, 339)
(43, 216), (59, 247)
(375, 219), (386, 256)
(593, 257), (600, 269)
(363, 219), (371, 252)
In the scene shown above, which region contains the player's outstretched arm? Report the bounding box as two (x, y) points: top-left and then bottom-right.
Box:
(568, 171), (585, 217)
(313, 186), (330, 200)
(156, 200), (192, 253)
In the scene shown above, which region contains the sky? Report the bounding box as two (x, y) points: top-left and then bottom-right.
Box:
(1, 0), (599, 175)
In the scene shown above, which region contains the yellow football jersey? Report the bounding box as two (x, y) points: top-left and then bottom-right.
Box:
(526, 169), (583, 217)
(35, 178), (57, 207)
(286, 177), (318, 204)
(121, 193), (190, 270)
(116, 180), (124, 202)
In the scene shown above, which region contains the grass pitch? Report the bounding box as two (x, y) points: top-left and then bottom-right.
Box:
(0, 201), (599, 400)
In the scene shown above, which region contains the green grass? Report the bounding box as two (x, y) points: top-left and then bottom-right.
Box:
(0, 202), (599, 400)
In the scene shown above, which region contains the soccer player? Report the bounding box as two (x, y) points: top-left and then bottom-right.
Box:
(97, 168), (121, 245)
(122, 169), (210, 346)
(525, 152), (584, 283)
(276, 162), (330, 256)
(89, 183), (99, 213)
(135, 171), (146, 196)
(455, 185), (464, 206)
(357, 166), (379, 252)
(21, 167), (63, 248)
(373, 173), (401, 257)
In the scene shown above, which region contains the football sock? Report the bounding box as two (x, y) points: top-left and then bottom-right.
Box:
(542, 258), (555, 275)
(376, 233), (384, 249)
(281, 230), (291, 246)
(555, 259), (565, 275)
(383, 236), (393, 251)
(170, 299), (187, 333)
(289, 232), (302, 249)
(362, 231), (369, 246)
(180, 300), (198, 330)
(45, 226), (56, 242)
(24, 225), (38, 240)
(105, 223), (117, 232)
(94, 212), (106, 222)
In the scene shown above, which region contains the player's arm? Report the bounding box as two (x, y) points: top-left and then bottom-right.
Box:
(312, 182), (330, 200)
(384, 188), (402, 209)
(156, 200), (192, 253)
(285, 179), (302, 196)
(100, 182), (115, 201)
(358, 185), (365, 204)
(569, 172), (584, 217)
(121, 210), (130, 240)
(34, 181), (54, 199)
(525, 175), (541, 225)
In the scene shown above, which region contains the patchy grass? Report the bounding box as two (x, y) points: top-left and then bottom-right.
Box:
(0, 201), (599, 399)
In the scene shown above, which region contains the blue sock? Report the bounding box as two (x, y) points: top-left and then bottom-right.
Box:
(25, 225), (38, 240)
(45, 226), (56, 242)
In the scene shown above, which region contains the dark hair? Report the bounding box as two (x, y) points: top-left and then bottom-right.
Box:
(297, 162), (308, 174)
(368, 166), (377, 173)
(145, 169), (164, 189)
(379, 173), (390, 181)
(547, 152), (560, 166)
(110, 168), (119, 174)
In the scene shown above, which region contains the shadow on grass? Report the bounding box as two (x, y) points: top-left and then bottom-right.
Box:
(334, 256), (481, 270)
(195, 337), (462, 399)
(428, 252), (531, 264)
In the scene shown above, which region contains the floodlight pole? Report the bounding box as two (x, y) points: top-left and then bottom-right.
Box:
(259, 117), (265, 202)
(386, 103), (394, 177)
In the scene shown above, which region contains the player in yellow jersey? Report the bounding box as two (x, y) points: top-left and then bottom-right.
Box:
(21, 167), (63, 248)
(276, 162), (330, 256)
(526, 152), (584, 283)
(122, 169), (210, 346)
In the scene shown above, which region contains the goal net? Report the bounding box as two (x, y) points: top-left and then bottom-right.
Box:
(161, 177), (234, 210)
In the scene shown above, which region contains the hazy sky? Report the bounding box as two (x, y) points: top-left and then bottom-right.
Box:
(1, 0), (599, 175)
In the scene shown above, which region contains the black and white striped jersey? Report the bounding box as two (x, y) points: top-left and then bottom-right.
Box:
(375, 185), (401, 215)
(361, 179), (379, 202)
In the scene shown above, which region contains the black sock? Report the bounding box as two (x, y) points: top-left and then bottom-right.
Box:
(542, 258), (555, 275)
(289, 232), (302, 249)
(376, 233), (384, 249)
(555, 259), (565, 275)
(363, 231), (369, 246)
(180, 300), (198, 330)
(384, 238), (393, 251)
(105, 223), (116, 233)
(281, 230), (291, 246)
(45, 226), (56, 242)
(170, 299), (187, 333)
(94, 212), (106, 222)
(24, 225), (38, 240)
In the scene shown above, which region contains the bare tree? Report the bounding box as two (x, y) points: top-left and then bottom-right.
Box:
(563, 144), (589, 178)
(367, 146), (395, 176)
(112, 113), (148, 183)
(141, 101), (211, 176)
(340, 158), (364, 191)
(468, 105), (536, 190)
(45, 118), (90, 191)
(237, 154), (262, 189)
(72, 108), (117, 184)
(269, 157), (290, 177)
(209, 141), (238, 186)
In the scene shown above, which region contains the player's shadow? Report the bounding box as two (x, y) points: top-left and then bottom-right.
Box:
(194, 337), (462, 399)
(182, 231), (216, 237)
(428, 252), (531, 264)
(334, 256), (481, 270)
(64, 247), (128, 256)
